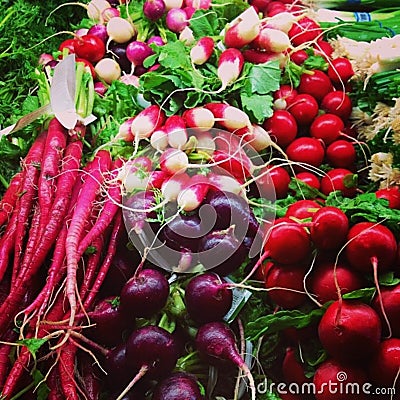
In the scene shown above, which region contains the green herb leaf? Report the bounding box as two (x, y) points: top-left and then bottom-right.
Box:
(17, 338), (47, 359)
(190, 9), (219, 39)
(303, 55), (329, 71)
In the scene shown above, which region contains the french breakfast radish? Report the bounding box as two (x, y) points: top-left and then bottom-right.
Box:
(190, 36), (214, 65)
(252, 26), (291, 53)
(217, 48), (245, 90)
(182, 107), (215, 131)
(165, 115), (188, 149)
(130, 104), (166, 140)
(177, 174), (210, 212)
(205, 102), (251, 131)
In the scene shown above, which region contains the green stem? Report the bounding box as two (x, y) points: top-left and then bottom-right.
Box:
(0, 173), (9, 189)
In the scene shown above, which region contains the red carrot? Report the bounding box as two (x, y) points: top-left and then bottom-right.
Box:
(77, 157), (123, 257)
(0, 209), (18, 282)
(0, 172), (23, 229)
(0, 330), (16, 390)
(12, 130), (47, 279)
(59, 341), (79, 400)
(47, 366), (64, 400)
(65, 149), (111, 326)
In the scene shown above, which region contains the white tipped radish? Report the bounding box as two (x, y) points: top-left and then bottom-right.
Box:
(101, 6), (120, 23)
(205, 103), (251, 131)
(164, 0), (184, 10)
(106, 17), (136, 44)
(185, 0), (211, 9)
(160, 148), (189, 175)
(217, 48), (244, 89)
(182, 107), (215, 131)
(87, 0), (111, 21)
(161, 173), (190, 202)
(118, 117), (135, 142)
(130, 105), (166, 140)
(194, 131), (216, 155)
(151, 128), (169, 151)
(237, 124), (274, 151)
(179, 26), (196, 45)
(177, 174), (210, 212)
(190, 36), (215, 65)
(208, 173), (242, 195)
(94, 58), (121, 84)
(252, 27), (291, 53)
(166, 8), (188, 33)
(224, 6), (260, 49)
(165, 115), (188, 149)
(265, 12), (297, 33)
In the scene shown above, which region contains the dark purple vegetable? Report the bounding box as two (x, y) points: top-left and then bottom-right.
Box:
(143, 0), (166, 21)
(108, 42), (131, 74)
(87, 24), (108, 43)
(105, 343), (131, 387)
(152, 372), (205, 400)
(185, 273), (232, 323)
(120, 268), (169, 318)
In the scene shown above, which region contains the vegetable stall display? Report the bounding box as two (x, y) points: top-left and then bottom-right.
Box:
(0, 0), (400, 399)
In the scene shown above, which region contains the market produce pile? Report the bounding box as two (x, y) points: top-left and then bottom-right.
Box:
(1, 0), (400, 399)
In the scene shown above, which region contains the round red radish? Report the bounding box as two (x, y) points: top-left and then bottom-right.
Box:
(369, 338), (400, 388)
(290, 49), (308, 65)
(310, 261), (363, 304)
(310, 206), (349, 251)
(288, 94), (319, 125)
(372, 284), (400, 337)
(265, 263), (307, 309)
(313, 40), (333, 59)
(321, 91), (352, 121)
(263, 109), (297, 148)
(318, 300), (381, 363)
(320, 168), (357, 198)
(260, 165), (291, 199)
(313, 359), (368, 400)
(288, 17), (323, 47)
(295, 172), (320, 190)
(59, 38), (76, 54)
(265, 219), (311, 264)
(286, 137), (325, 169)
(345, 221), (397, 273)
(73, 34), (106, 63)
(310, 114), (344, 145)
(327, 57), (354, 85)
(298, 70), (333, 102)
(376, 186), (400, 209)
(326, 140), (356, 168)
(285, 199), (321, 220)
(282, 347), (311, 385)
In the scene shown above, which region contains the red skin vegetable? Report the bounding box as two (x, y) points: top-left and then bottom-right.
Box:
(59, 341), (79, 400)
(0, 171), (23, 227)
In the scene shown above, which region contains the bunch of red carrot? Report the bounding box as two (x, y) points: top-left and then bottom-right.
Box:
(0, 118), (123, 398)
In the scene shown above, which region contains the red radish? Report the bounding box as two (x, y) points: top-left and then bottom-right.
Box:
(327, 57), (354, 85)
(177, 174), (210, 212)
(326, 139), (356, 168)
(285, 199), (321, 220)
(120, 268), (169, 318)
(282, 347), (311, 385)
(266, 2), (286, 17)
(264, 219), (311, 264)
(126, 41), (154, 68)
(258, 165), (291, 199)
(310, 206), (349, 251)
(204, 102), (250, 131)
(263, 109), (297, 148)
(165, 115), (188, 149)
(321, 91), (352, 121)
(372, 284), (400, 337)
(73, 34), (105, 63)
(295, 172), (320, 190)
(310, 261), (363, 304)
(88, 24), (108, 43)
(287, 94), (319, 125)
(211, 149), (253, 181)
(242, 49), (286, 65)
(310, 113), (344, 145)
(224, 6), (260, 49)
(217, 48), (245, 90)
(208, 173), (242, 195)
(298, 70), (333, 102)
(195, 322), (256, 400)
(59, 38), (76, 54)
(313, 40), (333, 59)
(161, 173), (190, 201)
(160, 148), (189, 175)
(369, 338), (400, 387)
(313, 359), (368, 400)
(286, 137), (325, 169)
(143, 0), (166, 21)
(318, 300), (381, 363)
(130, 105), (166, 140)
(376, 186), (400, 209)
(252, 27), (291, 53)
(345, 222), (397, 273)
(273, 85), (298, 109)
(288, 17), (323, 47)
(106, 17), (136, 44)
(185, 273), (233, 323)
(265, 263), (307, 309)
(290, 49), (308, 65)
(190, 36), (214, 65)
(182, 107), (215, 131)
(166, 8), (188, 33)
(150, 127), (169, 151)
(320, 168), (357, 198)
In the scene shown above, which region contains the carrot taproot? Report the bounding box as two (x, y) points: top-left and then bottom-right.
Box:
(0, 172), (23, 229)
(0, 330), (16, 390)
(65, 149), (111, 327)
(77, 157), (123, 257)
(59, 341), (79, 400)
(47, 366), (64, 400)
(0, 209), (18, 282)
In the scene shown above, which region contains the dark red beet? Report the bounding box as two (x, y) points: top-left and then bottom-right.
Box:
(152, 372), (205, 400)
(120, 268), (169, 318)
(184, 273), (233, 323)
